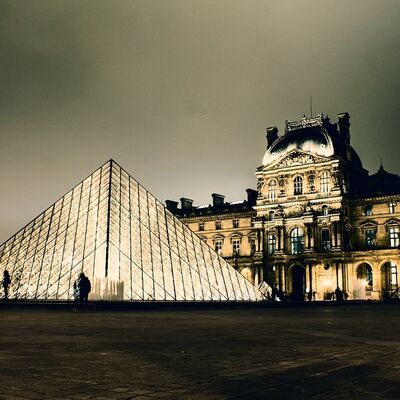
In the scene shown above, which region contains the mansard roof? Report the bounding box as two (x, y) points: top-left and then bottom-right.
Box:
(365, 165), (400, 196)
(262, 113), (363, 170)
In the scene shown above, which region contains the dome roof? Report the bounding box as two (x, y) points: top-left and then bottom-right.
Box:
(262, 126), (334, 166)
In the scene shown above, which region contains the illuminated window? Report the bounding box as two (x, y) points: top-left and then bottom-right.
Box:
(294, 176), (303, 195)
(198, 222), (204, 231)
(389, 226), (399, 248)
(233, 219), (239, 228)
(390, 261), (398, 287)
(320, 171), (330, 193)
(365, 205), (373, 216)
(321, 229), (330, 251)
(268, 179), (277, 199)
(389, 202), (396, 214)
(215, 221), (221, 230)
(232, 239), (240, 255)
(215, 240), (223, 254)
(268, 234), (276, 255)
(365, 229), (376, 248)
(290, 227), (304, 254)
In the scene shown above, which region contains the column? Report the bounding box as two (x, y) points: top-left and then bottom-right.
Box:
(254, 266), (259, 286)
(259, 266), (264, 283)
(333, 222), (338, 248)
(305, 224), (310, 249)
(337, 222), (342, 248)
(276, 226), (281, 251)
(278, 264), (283, 292)
(341, 262), (346, 291)
(310, 224), (315, 249)
(259, 229), (264, 253)
(335, 261), (339, 288)
(308, 262), (313, 295)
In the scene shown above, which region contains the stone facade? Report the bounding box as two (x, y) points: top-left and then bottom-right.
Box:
(167, 113), (400, 301)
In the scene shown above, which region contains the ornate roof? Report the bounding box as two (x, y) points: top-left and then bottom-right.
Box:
(261, 113), (363, 169)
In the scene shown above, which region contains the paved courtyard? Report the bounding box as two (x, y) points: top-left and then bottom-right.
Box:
(0, 303), (399, 399)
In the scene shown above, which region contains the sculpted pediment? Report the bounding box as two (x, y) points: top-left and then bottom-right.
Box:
(266, 149), (330, 170)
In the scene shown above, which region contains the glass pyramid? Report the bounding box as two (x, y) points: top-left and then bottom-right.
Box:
(0, 160), (261, 301)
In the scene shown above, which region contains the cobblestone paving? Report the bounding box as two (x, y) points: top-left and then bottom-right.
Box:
(0, 303), (399, 399)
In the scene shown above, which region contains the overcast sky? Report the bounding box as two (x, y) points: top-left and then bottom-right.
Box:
(0, 0), (399, 243)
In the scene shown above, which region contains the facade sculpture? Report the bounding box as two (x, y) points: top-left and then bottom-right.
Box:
(168, 113), (400, 301)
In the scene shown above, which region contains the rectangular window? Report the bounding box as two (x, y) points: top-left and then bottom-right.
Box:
(321, 229), (330, 251)
(215, 221), (221, 230)
(390, 261), (398, 287)
(268, 234), (276, 255)
(233, 219), (239, 228)
(365, 205), (373, 216)
(198, 222), (204, 231)
(365, 229), (376, 248)
(389, 226), (399, 248)
(215, 240), (223, 254)
(389, 202), (396, 214)
(232, 239), (240, 255)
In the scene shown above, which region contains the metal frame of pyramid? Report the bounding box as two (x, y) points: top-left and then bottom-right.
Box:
(0, 160), (261, 301)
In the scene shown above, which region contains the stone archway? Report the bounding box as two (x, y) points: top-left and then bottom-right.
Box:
(380, 261), (398, 293)
(354, 263), (373, 299)
(289, 265), (305, 301)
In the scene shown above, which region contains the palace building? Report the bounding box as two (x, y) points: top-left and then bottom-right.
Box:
(167, 113), (400, 301)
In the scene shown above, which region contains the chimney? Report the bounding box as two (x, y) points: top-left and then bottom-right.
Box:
(211, 193), (225, 208)
(337, 112), (350, 145)
(180, 197), (193, 211)
(165, 200), (178, 213)
(246, 188), (258, 206)
(266, 126), (278, 149)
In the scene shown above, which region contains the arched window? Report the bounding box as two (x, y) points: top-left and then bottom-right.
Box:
(320, 171), (330, 193)
(357, 263), (373, 290)
(290, 227), (304, 254)
(294, 176), (303, 195)
(268, 179), (277, 199)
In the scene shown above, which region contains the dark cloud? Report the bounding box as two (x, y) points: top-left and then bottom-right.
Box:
(1, 0), (400, 242)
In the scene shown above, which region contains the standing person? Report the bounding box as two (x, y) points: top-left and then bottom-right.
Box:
(77, 272), (91, 308)
(2, 270), (11, 301)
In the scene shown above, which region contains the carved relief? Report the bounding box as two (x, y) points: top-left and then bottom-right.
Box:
(257, 177), (264, 197)
(278, 175), (288, 196)
(306, 171), (316, 193)
(273, 151), (315, 169)
(331, 167), (341, 190)
(276, 205), (285, 218)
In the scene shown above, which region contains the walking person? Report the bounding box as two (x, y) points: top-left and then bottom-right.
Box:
(77, 272), (91, 308)
(2, 270), (11, 301)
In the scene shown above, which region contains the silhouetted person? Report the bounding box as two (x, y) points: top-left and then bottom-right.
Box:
(77, 272), (91, 308)
(2, 270), (11, 301)
(312, 291), (316, 301)
(335, 287), (344, 302)
(307, 290), (312, 301)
